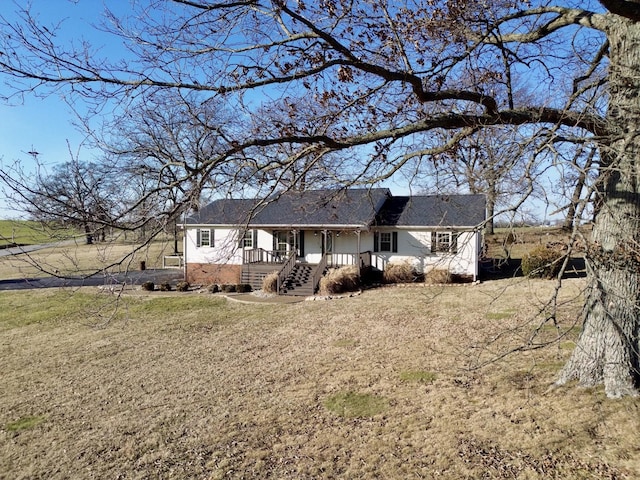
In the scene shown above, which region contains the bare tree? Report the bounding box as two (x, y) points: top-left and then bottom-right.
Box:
(0, 157), (119, 245)
(553, 145), (599, 231)
(99, 90), (245, 248)
(418, 126), (549, 234)
(1, 1), (640, 396)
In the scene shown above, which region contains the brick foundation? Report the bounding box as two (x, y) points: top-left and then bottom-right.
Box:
(186, 263), (242, 285)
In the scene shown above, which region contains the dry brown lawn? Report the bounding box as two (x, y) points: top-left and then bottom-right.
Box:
(0, 239), (176, 280)
(2, 277), (639, 479)
(485, 226), (586, 260)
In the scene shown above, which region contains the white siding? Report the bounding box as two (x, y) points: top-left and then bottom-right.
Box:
(185, 227), (242, 265)
(369, 230), (479, 278)
(185, 226), (480, 279)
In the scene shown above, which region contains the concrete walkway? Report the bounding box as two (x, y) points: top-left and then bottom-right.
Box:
(224, 293), (307, 304)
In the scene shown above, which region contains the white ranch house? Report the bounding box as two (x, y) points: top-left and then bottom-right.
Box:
(183, 188), (485, 294)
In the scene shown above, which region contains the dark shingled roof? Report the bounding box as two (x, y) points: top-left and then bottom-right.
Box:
(374, 194), (486, 228)
(187, 189), (485, 228)
(186, 188), (391, 227)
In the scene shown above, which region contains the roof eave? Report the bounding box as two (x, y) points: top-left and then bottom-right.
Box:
(185, 223), (371, 229)
(377, 224), (483, 230)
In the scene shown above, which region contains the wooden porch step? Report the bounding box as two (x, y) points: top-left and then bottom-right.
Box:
(281, 264), (320, 296)
(241, 264), (280, 290)
(242, 262), (325, 295)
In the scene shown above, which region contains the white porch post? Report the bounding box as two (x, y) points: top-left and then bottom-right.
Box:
(322, 229), (328, 266)
(291, 229), (298, 257)
(356, 229), (361, 274)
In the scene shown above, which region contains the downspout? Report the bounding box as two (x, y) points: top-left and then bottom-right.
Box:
(475, 228), (481, 282)
(471, 228), (478, 282)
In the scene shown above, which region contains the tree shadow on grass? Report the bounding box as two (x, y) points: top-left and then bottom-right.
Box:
(480, 257), (586, 280)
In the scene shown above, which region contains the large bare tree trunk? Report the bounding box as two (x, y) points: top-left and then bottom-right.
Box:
(557, 19), (640, 398)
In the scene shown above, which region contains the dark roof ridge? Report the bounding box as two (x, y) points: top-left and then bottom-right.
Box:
(186, 187), (392, 226)
(374, 193), (486, 227)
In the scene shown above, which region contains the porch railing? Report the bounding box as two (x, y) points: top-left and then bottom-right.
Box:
(311, 253), (329, 294)
(327, 251), (372, 268)
(243, 248), (287, 264)
(243, 248), (373, 269)
(277, 251), (297, 293)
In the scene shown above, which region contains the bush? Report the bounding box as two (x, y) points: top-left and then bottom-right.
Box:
(424, 269), (452, 284)
(319, 265), (360, 295)
(221, 284), (237, 293)
(360, 265), (383, 285)
(141, 281), (154, 291)
(159, 282), (172, 291)
(176, 281), (190, 292)
(262, 271), (279, 293)
(521, 246), (563, 279)
(208, 284), (220, 293)
(236, 283), (252, 293)
(383, 261), (418, 284)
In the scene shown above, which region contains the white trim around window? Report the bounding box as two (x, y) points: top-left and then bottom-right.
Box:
(239, 229), (258, 248)
(430, 231), (458, 254)
(196, 228), (213, 247)
(373, 231), (398, 253)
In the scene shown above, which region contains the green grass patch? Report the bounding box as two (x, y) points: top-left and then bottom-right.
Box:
(0, 290), (113, 331)
(485, 311), (515, 320)
(0, 220), (75, 246)
(399, 370), (437, 383)
(129, 296), (229, 316)
(127, 295), (279, 329)
(535, 361), (566, 372)
(0, 287), (259, 335)
(6, 415), (46, 432)
(559, 341), (576, 350)
(324, 391), (389, 418)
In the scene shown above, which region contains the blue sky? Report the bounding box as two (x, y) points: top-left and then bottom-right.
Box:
(0, 1), (120, 177)
(0, 0), (573, 223)
(0, 93), (87, 167)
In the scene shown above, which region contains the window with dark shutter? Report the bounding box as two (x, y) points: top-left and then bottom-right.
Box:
(201, 229), (211, 247)
(197, 228), (212, 247)
(374, 231), (396, 252)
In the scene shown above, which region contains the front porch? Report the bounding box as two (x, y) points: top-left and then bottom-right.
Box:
(241, 248), (372, 295)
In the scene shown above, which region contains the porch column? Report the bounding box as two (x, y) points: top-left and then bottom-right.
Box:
(356, 229), (361, 275)
(291, 229), (298, 257)
(322, 229), (327, 253)
(322, 229), (328, 266)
